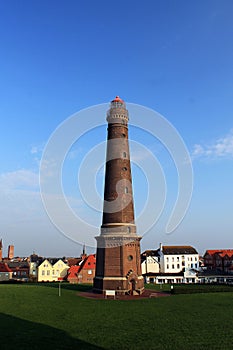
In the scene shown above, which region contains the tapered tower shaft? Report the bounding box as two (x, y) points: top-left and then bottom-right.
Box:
(94, 96), (144, 295)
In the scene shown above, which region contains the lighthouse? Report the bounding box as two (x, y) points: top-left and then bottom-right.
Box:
(93, 96), (144, 295)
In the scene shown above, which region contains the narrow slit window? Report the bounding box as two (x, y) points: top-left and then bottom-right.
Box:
(123, 152), (126, 158)
(125, 187), (129, 194)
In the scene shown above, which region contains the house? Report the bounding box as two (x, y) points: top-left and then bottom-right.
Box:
(29, 253), (43, 281)
(67, 254), (96, 284)
(141, 244), (199, 284)
(141, 250), (160, 283)
(67, 265), (81, 284)
(0, 262), (12, 282)
(8, 261), (30, 281)
(158, 244), (199, 283)
(203, 250), (233, 273)
(37, 258), (69, 282)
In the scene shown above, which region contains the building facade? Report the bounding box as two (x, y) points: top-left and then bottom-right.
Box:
(203, 249), (233, 273)
(0, 262), (12, 281)
(94, 96), (144, 295)
(68, 254), (96, 284)
(142, 244), (199, 284)
(37, 258), (69, 282)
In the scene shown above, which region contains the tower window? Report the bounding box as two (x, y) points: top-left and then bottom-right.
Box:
(125, 187), (129, 194)
(128, 255), (133, 261)
(122, 167), (127, 171)
(123, 152), (127, 158)
(121, 133), (126, 138)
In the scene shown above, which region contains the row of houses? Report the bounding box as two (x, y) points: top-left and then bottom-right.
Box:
(0, 250), (96, 284)
(1, 239), (233, 284)
(142, 245), (233, 284)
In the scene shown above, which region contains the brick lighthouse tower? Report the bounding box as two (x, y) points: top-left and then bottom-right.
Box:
(93, 96), (144, 295)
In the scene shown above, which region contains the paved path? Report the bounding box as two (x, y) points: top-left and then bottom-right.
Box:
(77, 289), (171, 300)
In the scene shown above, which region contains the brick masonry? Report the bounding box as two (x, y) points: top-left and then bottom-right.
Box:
(94, 97), (144, 295)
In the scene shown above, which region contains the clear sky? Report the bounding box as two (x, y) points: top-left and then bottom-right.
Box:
(0, 0), (232, 257)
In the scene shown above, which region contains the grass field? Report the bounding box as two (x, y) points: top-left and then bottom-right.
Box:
(0, 283), (233, 350)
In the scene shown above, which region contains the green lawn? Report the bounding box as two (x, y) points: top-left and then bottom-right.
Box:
(0, 283), (233, 350)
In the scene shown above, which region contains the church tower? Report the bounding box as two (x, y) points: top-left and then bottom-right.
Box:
(94, 96), (144, 295)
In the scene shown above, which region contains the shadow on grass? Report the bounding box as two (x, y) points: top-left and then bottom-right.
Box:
(0, 312), (103, 350)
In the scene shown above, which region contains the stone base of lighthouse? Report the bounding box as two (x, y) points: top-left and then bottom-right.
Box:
(93, 230), (144, 295)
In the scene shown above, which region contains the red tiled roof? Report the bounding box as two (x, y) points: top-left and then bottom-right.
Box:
(68, 265), (81, 278)
(82, 254), (96, 270)
(0, 262), (12, 273)
(205, 249), (233, 258)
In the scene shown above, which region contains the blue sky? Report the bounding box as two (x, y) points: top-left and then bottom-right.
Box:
(0, 0), (232, 257)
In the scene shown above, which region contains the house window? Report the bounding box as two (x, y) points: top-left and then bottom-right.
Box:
(177, 257), (179, 261)
(177, 264), (180, 269)
(42, 270), (45, 276)
(172, 257), (174, 262)
(166, 257), (169, 262)
(47, 270), (50, 276)
(166, 264), (169, 269)
(88, 270), (92, 275)
(172, 264), (175, 269)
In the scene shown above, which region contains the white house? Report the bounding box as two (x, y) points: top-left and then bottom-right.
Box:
(158, 244), (199, 283)
(141, 244), (199, 284)
(141, 250), (160, 283)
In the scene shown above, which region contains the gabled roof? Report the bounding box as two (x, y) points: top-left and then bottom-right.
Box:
(162, 246), (198, 255)
(67, 258), (82, 267)
(141, 250), (159, 257)
(38, 258), (68, 268)
(204, 249), (233, 258)
(0, 262), (12, 273)
(38, 259), (53, 268)
(81, 254), (96, 270)
(53, 259), (68, 268)
(68, 265), (81, 278)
